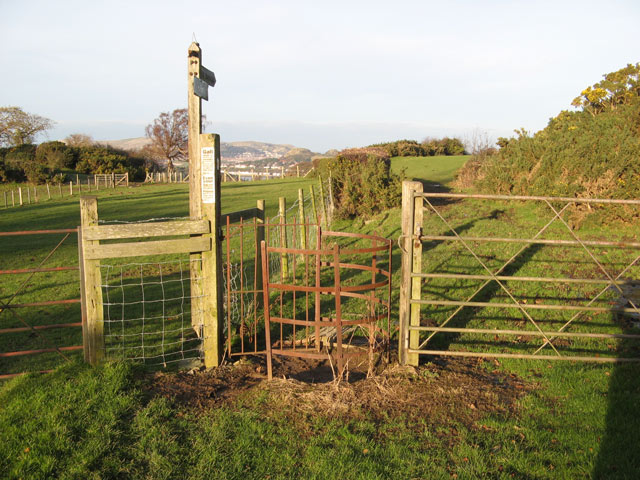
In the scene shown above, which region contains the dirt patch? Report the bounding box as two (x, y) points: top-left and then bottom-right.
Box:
(143, 355), (534, 432)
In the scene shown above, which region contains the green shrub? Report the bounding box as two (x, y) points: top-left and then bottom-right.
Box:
(35, 141), (76, 169)
(75, 145), (145, 180)
(318, 147), (402, 219)
(1, 144), (36, 182)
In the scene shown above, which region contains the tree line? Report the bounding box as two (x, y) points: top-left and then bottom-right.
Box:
(0, 106), (190, 184)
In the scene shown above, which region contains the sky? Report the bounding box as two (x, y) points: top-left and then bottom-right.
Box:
(1, 0), (639, 153)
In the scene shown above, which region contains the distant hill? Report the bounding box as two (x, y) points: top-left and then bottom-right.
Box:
(99, 137), (151, 151)
(98, 137), (330, 165)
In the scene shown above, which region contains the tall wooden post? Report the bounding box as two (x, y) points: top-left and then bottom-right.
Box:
(187, 42), (223, 368)
(79, 196), (104, 365)
(399, 181), (423, 366)
(18, 187), (22, 206)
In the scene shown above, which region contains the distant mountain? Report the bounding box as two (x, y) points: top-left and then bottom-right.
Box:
(98, 137), (331, 165)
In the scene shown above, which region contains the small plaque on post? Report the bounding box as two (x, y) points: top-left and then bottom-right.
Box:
(194, 76), (209, 101)
(200, 66), (216, 87)
(201, 146), (216, 203)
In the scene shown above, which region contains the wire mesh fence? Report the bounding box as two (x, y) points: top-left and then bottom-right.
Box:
(100, 258), (205, 366)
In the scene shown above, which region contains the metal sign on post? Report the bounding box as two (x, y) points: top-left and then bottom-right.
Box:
(193, 76), (209, 100)
(201, 146), (216, 204)
(200, 66), (216, 87)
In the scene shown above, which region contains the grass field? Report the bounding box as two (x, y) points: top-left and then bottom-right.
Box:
(2, 157), (640, 479)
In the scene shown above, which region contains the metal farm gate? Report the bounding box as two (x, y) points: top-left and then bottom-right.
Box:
(399, 181), (640, 365)
(0, 229), (83, 379)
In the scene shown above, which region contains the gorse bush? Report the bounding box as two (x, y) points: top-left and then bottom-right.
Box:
(316, 147), (402, 219)
(457, 63), (640, 209)
(371, 137), (466, 157)
(74, 145), (145, 179)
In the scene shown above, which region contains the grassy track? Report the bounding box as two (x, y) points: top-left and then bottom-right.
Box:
(391, 155), (469, 186)
(2, 159), (640, 479)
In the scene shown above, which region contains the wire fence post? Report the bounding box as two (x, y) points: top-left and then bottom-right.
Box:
(298, 188), (307, 250)
(279, 196), (289, 280)
(79, 196), (104, 365)
(399, 180), (423, 366)
(310, 184), (319, 225)
(255, 199), (265, 309)
(318, 177), (328, 229)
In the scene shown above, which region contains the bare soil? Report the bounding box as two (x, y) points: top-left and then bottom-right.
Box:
(143, 355), (534, 432)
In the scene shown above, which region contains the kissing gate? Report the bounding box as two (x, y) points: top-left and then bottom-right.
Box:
(76, 43), (392, 376)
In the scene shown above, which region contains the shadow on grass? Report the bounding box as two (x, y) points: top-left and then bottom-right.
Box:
(593, 329), (640, 478)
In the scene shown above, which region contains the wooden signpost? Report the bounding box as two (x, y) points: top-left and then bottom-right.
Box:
(187, 42), (224, 368)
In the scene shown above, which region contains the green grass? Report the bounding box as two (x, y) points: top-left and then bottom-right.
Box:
(2, 162), (640, 479)
(391, 155), (469, 186)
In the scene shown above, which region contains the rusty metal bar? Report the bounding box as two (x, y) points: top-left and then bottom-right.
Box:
(226, 215), (232, 356)
(0, 266), (79, 275)
(0, 370), (54, 380)
(0, 345), (83, 358)
(261, 240), (273, 379)
(408, 349), (640, 363)
(3, 299), (81, 309)
(418, 192), (640, 206)
(0, 228), (78, 236)
(0, 322), (82, 335)
(410, 326), (640, 340)
(420, 234), (640, 249)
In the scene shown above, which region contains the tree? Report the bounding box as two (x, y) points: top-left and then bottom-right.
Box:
(64, 133), (94, 147)
(0, 106), (54, 147)
(145, 108), (188, 173)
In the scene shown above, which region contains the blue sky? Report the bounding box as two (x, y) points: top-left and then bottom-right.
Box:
(1, 0), (638, 152)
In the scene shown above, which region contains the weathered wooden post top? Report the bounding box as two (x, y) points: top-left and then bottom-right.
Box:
(187, 41), (224, 368)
